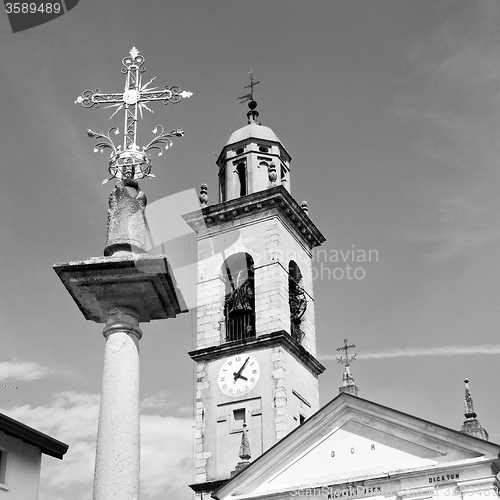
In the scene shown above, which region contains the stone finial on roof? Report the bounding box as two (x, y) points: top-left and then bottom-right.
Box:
(464, 378), (476, 419)
(340, 365), (359, 397)
(268, 164), (277, 185)
(239, 423), (251, 461)
(461, 379), (488, 441)
(230, 423), (251, 477)
(199, 183), (208, 206)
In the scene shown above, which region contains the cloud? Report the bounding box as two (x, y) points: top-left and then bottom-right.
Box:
(141, 415), (193, 498)
(2, 391), (193, 500)
(0, 360), (51, 381)
(141, 391), (175, 413)
(319, 344), (500, 361)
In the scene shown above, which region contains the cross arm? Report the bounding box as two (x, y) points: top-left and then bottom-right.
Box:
(76, 89), (125, 108)
(139, 86), (193, 105)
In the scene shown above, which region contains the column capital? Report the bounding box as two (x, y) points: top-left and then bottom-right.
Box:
(103, 306), (142, 340)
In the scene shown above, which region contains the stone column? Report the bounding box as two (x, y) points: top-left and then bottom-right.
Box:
(93, 307), (142, 500)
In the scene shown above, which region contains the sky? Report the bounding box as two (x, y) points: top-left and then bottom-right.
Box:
(1, 1), (500, 499)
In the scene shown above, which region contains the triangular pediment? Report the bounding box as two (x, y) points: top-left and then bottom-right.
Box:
(215, 394), (500, 500)
(266, 420), (445, 490)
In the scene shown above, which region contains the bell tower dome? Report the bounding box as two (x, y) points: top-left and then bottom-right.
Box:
(216, 99), (292, 202)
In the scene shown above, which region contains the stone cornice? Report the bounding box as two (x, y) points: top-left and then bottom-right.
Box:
(188, 330), (325, 377)
(182, 185), (325, 249)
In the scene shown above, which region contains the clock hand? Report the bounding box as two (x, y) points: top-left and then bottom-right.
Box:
(232, 373), (248, 382)
(233, 357), (250, 381)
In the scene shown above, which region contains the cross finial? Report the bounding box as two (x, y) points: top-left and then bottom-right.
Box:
(336, 338), (359, 397)
(245, 71), (260, 101)
(336, 338), (356, 367)
(237, 71), (261, 124)
(75, 48), (192, 185)
(238, 71), (260, 103)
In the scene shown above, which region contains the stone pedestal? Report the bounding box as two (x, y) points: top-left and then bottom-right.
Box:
(54, 254), (187, 499)
(104, 180), (147, 257)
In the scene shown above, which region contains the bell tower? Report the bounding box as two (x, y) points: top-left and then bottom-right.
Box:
(184, 93), (325, 497)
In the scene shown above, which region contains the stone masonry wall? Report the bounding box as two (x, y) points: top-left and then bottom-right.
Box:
(271, 346), (289, 440)
(194, 361), (211, 483)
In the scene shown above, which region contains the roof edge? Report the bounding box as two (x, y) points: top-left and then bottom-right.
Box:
(0, 412), (69, 459)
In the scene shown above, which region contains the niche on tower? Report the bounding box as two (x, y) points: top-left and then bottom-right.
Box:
(288, 260), (307, 343)
(222, 253), (255, 342)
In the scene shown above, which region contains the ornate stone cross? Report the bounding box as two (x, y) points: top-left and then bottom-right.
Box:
(336, 338), (357, 368)
(76, 47), (192, 184)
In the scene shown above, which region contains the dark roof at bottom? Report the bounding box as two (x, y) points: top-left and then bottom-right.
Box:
(0, 412), (68, 459)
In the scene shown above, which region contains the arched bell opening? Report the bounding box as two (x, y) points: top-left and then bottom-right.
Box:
(288, 261), (307, 343)
(222, 253), (255, 342)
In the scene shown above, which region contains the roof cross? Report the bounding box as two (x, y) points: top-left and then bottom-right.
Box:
(75, 47), (192, 184)
(238, 71), (260, 103)
(336, 338), (357, 368)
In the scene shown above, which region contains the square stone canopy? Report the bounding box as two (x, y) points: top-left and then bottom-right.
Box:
(54, 254), (188, 323)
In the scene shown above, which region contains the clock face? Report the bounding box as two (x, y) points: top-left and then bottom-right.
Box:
(218, 354), (260, 397)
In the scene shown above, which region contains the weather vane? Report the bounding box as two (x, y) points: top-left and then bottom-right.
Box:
(75, 47), (193, 184)
(336, 338), (357, 368)
(238, 71), (260, 103)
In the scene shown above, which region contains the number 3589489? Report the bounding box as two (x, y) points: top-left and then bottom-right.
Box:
(5, 3), (61, 14)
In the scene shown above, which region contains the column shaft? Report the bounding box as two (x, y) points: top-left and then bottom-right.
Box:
(93, 308), (142, 500)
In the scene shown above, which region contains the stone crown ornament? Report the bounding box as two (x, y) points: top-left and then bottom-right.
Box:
(75, 47), (192, 184)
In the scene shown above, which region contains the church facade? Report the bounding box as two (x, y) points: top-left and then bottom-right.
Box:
(214, 392), (500, 500)
(184, 96), (499, 500)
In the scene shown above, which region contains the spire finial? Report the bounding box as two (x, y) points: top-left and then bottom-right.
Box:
(461, 378), (488, 441)
(238, 71), (261, 124)
(239, 423), (251, 461)
(464, 378), (476, 419)
(230, 423), (252, 477)
(336, 339), (359, 397)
